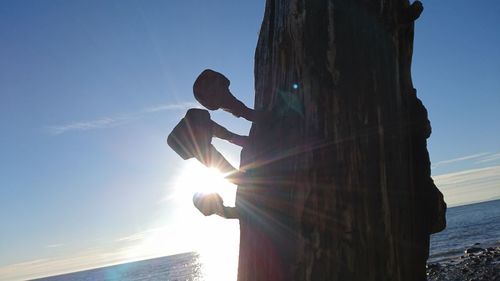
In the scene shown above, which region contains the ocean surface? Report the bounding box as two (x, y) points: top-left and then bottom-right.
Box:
(33, 199), (500, 281)
(429, 199), (500, 262)
(32, 252), (204, 281)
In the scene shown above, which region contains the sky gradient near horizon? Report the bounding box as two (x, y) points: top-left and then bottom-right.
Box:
(1, 1), (499, 280)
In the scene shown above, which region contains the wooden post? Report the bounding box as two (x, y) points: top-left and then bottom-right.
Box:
(236, 0), (428, 280)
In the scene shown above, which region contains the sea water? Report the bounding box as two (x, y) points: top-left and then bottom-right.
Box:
(32, 252), (204, 281)
(429, 199), (500, 262)
(33, 199), (500, 280)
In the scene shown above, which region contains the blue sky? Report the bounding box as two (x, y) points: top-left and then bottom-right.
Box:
(0, 1), (499, 280)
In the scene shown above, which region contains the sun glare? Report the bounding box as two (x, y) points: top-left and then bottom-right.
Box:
(173, 161), (237, 206)
(172, 161), (240, 280)
(122, 160), (240, 280)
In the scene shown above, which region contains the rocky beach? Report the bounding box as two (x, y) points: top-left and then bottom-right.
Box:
(427, 245), (500, 281)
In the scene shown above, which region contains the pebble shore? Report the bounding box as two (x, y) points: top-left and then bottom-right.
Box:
(427, 246), (500, 281)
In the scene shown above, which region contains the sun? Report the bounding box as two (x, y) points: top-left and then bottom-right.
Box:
(172, 160), (240, 280)
(173, 161), (238, 206)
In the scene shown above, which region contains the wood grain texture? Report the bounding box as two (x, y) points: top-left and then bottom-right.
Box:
(236, 1), (428, 280)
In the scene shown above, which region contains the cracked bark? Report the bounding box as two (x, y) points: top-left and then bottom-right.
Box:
(236, 1), (427, 280)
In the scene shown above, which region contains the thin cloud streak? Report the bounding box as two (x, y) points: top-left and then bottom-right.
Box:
(475, 152), (500, 164)
(46, 101), (197, 135)
(143, 102), (200, 113)
(0, 248), (126, 281)
(47, 117), (129, 135)
(114, 228), (161, 243)
(46, 244), (64, 249)
(0, 239), (176, 281)
(432, 152), (490, 169)
(433, 165), (500, 207)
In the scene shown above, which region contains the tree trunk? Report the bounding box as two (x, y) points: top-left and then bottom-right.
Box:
(236, 0), (427, 280)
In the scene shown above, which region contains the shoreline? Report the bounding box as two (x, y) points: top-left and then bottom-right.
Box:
(426, 245), (500, 281)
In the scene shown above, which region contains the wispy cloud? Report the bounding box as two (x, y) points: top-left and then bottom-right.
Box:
(115, 229), (156, 243)
(432, 152), (490, 169)
(475, 152), (500, 164)
(46, 101), (197, 135)
(433, 165), (500, 207)
(46, 243), (64, 249)
(0, 238), (175, 281)
(143, 102), (200, 113)
(0, 248), (126, 281)
(47, 117), (129, 135)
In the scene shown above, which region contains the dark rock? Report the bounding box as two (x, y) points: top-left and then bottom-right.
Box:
(465, 247), (484, 254)
(427, 245), (500, 281)
(427, 263), (440, 269)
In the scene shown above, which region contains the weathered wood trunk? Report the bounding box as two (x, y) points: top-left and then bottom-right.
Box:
(236, 0), (427, 280)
